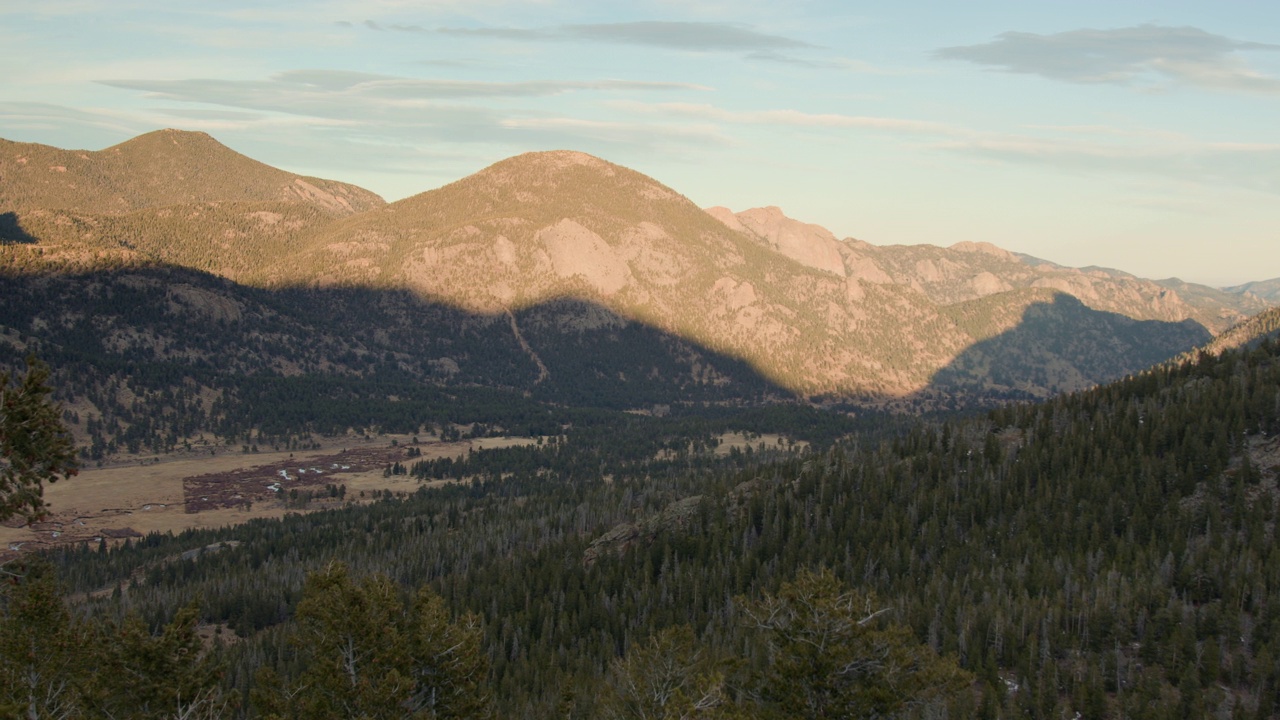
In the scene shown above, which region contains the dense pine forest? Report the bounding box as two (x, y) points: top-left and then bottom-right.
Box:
(6, 330), (1280, 717)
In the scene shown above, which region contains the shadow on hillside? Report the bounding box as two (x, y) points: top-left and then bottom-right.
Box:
(0, 212), (38, 244)
(0, 266), (1218, 414)
(0, 264), (793, 412)
(915, 292), (1212, 409)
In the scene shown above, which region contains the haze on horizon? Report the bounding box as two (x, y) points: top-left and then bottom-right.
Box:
(2, 1), (1278, 288)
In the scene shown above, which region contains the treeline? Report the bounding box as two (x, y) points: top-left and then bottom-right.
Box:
(5, 553), (967, 719)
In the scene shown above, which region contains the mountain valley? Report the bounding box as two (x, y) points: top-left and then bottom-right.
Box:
(5, 129), (1280, 718)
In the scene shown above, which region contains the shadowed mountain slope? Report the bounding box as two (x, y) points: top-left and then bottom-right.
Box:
(925, 293), (1211, 405)
(0, 262), (1217, 459)
(0, 264), (790, 455)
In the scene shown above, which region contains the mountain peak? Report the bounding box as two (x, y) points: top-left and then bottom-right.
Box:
(742, 205), (787, 220)
(949, 240), (1015, 261)
(479, 149), (617, 176)
(1, 129), (384, 216)
(513, 149), (611, 167)
(466, 150), (632, 192)
(105, 128), (228, 156)
(5, 130), (1264, 407)
(389, 148), (689, 218)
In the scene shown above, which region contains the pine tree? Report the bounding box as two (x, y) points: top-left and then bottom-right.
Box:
(0, 356), (78, 525)
(598, 625), (738, 720)
(0, 560), (92, 719)
(739, 569), (971, 719)
(255, 562), (492, 719)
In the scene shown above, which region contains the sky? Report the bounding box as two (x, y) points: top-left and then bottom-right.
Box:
(2, 1), (1278, 287)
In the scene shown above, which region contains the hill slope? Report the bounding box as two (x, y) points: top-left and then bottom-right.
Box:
(1183, 306), (1280, 360)
(37, 321), (1280, 719)
(1226, 277), (1280, 304)
(711, 205), (1266, 335)
(1, 131), (1264, 411)
(267, 152), (1217, 401)
(0, 129), (383, 216)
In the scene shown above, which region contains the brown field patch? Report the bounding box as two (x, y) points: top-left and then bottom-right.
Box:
(1, 435), (537, 561)
(713, 432), (807, 456)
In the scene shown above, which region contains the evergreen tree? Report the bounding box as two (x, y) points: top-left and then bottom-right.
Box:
(0, 560), (92, 719)
(0, 356), (78, 525)
(598, 625), (739, 720)
(84, 603), (232, 719)
(739, 569), (971, 719)
(255, 562), (492, 719)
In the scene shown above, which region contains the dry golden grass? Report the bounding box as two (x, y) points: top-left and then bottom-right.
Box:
(713, 431), (807, 456)
(0, 434), (536, 557)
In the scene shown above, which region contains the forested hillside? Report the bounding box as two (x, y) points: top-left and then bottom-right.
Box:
(0, 265), (789, 460)
(8, 315), (1280, 718)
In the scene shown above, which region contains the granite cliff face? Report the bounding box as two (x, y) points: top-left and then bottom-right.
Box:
(705, 205), (847, 277)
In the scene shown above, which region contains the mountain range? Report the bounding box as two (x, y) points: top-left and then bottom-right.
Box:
(9, 130), (1280, 720)
(2, 129), (1277, 430)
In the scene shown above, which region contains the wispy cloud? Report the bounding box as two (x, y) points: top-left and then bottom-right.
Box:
(942, 133), (1280, 195)
(376, 20), (814, 53)
(561, 21), (811, 51)
(84, 69), (722, 162)
(101, 69), (707, 106)
(743, 51), (921, 75)
(937, 24), (1280, 93)
(499, 116), (730, 148)
(611, 101), (964, 135)
(155, 108), (267, 121)
(350, 19), (899, 73)
(614, 99), (1280, 195)
(0, 101), (145, 137)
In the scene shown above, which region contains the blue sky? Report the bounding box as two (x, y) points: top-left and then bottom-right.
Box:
(2, 1), (1278, 286)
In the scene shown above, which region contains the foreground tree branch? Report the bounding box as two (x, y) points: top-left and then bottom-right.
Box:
(0, 356), (78, 526)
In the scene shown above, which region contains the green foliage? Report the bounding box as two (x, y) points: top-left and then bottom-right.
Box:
(23, 336), (1280, 718)
(599, 625), (739, 720)
(0, 560), (93, 719)
(0, 559), (229, 719)
(0, 356), (77, 524)
(740, 569), (971, 719)
(255, 562), (491, 719)
(599, 574), (971, 720)
(85, 603), (231, 719)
